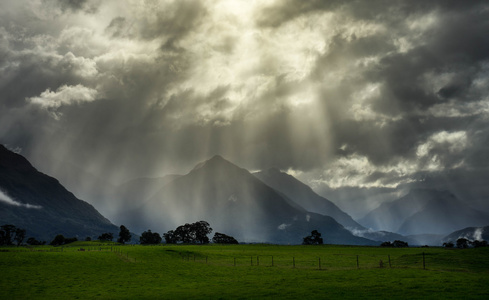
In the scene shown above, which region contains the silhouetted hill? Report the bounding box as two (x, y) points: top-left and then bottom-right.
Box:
(442, 226), (489, 243)
(360, 189), (489, 235)
(129, 155), (376, 245)
(0, 145), (117, 241)
(254, 168), (365, 230)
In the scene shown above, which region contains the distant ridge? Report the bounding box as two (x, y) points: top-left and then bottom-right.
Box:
(360, 189), (489, 235)
(442, 226), (489, 243)
(254, 168), (365, 230)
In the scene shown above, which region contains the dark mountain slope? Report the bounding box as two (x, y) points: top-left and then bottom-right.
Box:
(0, 145), (117, 241)
(254, 168), (364, 230)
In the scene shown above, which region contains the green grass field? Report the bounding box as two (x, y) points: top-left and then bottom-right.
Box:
(1, 243), (488, 299)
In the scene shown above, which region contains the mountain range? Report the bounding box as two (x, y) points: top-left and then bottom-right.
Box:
(359, 189), (489, 235)
(1, 144), (487, 245)
(116, 155), (375, 245)
(0, 145), (117, 241)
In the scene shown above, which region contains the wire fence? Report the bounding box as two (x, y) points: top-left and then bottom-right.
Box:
(174, 251), (429, 270)
(0, 246), (435, 270)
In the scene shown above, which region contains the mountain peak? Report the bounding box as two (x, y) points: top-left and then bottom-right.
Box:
(265, 167), (282, 174)
(208, 154), (226, 162)
(0, 144), (34, 171)
(190, 154), (239, 173)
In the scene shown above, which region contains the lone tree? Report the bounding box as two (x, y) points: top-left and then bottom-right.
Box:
(212, 232), (238, 244)
(118, 225), (131, 244)
(140, 230), (162, 245)
(49, 235), (77, 246)
(302, 230), (323, 245)
(98, 233), (114, 242)
(50, 234), (66, 246)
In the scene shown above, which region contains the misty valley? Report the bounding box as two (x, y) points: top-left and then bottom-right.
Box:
(1, 145), (488, 248)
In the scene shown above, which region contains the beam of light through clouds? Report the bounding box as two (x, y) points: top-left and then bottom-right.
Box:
(1, 0), (489, 217)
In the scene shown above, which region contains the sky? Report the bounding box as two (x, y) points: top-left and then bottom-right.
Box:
(1, 0), (489, 217)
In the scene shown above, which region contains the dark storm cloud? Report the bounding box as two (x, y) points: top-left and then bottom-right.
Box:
(1, 0), (489, 216)
(300, 1), (489, 164)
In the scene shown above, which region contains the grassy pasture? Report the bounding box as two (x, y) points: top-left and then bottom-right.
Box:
(1, 243), (488, 299)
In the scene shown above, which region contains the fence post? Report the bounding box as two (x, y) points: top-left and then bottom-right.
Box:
(422, 252), (425, 270)
(272, 256), (274, 267)
(293, 257), (295, 268)
(234, 257), (236, 267)
(251, 256), (253, 266)
(319, 257), (321, 270)
(257, 256), (259, 266)
(206, 256), (208, 264)
(356, 255), (359, 269)
(388, 255), (391, 268)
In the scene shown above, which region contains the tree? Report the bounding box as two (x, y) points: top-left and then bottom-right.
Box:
(1, 225), (27, 246)
(163, 230), (177, 244)
(380, 240), (408, 248)
(117, 225), (131, 244)
(98, 233), (114, 242)
(302, 230), (323, 245)
(50, 234), (77, 246)
(64, 237), (78, 244)
(392, 240), (409, 248)
(26, 237), (46, 246)
(443, 241), (454, 248)
(456, 238), (469, 249)
(50, 234), (66, 246)
(192, 221), (213, 244)
(212, 232), (238, 244)
(471, 240), (488, 248)
(140, 230), (162, 245)
(0, 224), (16, 245)
(14, 228), (26, 246)
(174, 223), (193, 243)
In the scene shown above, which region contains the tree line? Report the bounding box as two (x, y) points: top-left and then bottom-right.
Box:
(2, 223), (488, 248)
